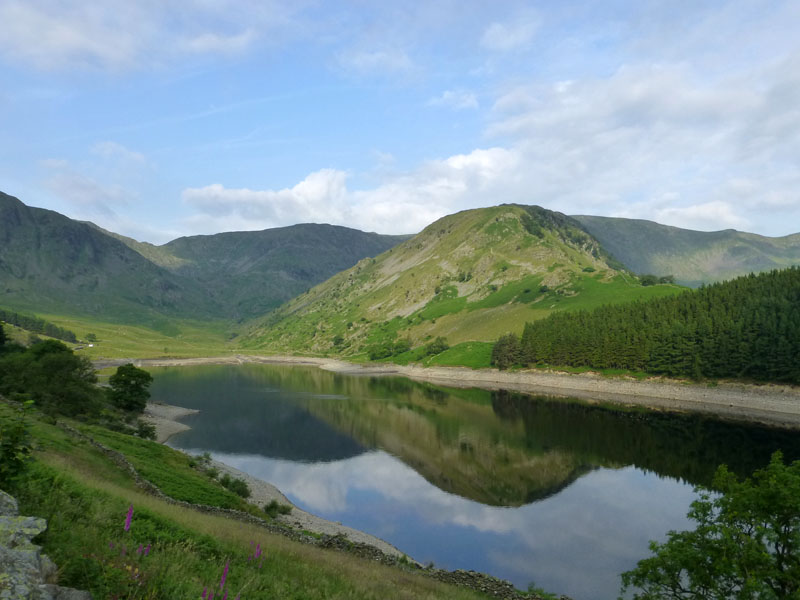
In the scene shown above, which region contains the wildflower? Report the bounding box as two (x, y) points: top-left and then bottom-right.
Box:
(144, 543), (151, 556)
(137, 544), (143, 555)
(124, 504), (134, 532)
(202, 587), (207, 599)
(220, 560), (229, 590)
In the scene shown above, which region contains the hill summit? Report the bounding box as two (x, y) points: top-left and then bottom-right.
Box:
(243, 204), (678, 355)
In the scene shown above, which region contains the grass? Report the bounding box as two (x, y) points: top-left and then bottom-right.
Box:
(6, 405), (496, 600)
(425, 342), (494, 369)
(466, 275), (542, 311)
(36, 312), (235, 359)
(80, 424), (256, 512)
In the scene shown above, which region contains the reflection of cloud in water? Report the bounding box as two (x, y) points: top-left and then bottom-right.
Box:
(206, 450), (696, 599)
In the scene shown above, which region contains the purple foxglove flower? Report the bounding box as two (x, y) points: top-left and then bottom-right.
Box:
(137, 544), (143, 555)
(220, 560), (229, 590)
(144, 543), (151, 556)
(202, 588), (207, 599)
(124, 504), (133, 532)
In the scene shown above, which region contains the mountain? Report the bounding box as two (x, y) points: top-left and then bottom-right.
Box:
(0, 191), (217, 331)
(1, 192), (407, 327)
(243, 204), (682, 355)
(573, 215), (800, 287)
(158, 226), (408, 320)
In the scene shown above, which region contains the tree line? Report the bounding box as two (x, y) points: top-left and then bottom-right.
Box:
(492, 267), (800, 383)
(1, 323), (152, 423)
(0, 307), (78, 343)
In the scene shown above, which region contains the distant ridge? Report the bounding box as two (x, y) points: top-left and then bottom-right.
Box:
(573, 215), (800, 287)
(0, 191), (407, 326)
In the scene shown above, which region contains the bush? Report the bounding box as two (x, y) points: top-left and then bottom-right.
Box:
(639, 274), (658, 286)
(264, 499), (292, 518)
(425, 337), (449, 356)
(0, 400), (33, 486)
(219, 473), (251, 498)
(136, 420), (157, 440)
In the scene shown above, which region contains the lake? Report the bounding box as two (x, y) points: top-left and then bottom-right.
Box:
(149, 364), (800, 599)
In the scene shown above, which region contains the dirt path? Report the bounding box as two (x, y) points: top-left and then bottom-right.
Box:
(110, 354), (800, 429)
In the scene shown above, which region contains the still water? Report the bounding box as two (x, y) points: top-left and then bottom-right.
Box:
(149, 364), (800, 599)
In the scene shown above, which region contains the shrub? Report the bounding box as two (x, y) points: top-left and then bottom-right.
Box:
(264, 499), (292, 518)
(219, 473), (251, 498)
(425, 337), (449, 356)
(0, 400), (33, 486)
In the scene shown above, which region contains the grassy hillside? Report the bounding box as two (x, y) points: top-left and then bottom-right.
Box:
(243, 205), (682, 359)
(574, 215), (800, 287)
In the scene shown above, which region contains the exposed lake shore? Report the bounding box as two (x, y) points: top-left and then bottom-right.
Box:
(103, 354), (800, 429)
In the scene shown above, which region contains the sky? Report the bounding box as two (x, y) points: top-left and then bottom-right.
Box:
(1, 1), (798, 244)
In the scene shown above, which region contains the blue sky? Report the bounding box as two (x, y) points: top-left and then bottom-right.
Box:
(1, 1), (798, 243)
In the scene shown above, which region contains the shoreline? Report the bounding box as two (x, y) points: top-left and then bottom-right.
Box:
(141, 401), (408, 559)
(109, 354), (800, 429)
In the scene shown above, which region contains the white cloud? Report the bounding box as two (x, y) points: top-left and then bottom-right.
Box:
(482, 58), (800, 234)
(181, 147), (519, 235)
(91, 141), (146, 164)
(0, 1), (297, 71)
(428, 89), (479, 110)
(480, 14), (539, 52)
(45, 171), (130, 219)
(337, 49), (414, 75)
(179, 29), (257, 55)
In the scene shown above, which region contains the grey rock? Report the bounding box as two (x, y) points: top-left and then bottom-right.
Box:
(0, 492), (92, 600)
(0, 490), (19, 517)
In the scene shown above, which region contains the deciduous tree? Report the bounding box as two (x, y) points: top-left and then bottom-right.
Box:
(621, 451), (800, 599)
(108, 363), (153, 413)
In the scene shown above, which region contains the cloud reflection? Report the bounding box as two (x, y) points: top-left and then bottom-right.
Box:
(200, 449), (696, 599)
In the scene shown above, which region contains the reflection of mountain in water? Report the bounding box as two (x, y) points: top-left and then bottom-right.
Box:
(297, 377), (593, 506)
(491, 389), (800, 487)
(153, 366), (365, 462)
(152, 364), (800, 505)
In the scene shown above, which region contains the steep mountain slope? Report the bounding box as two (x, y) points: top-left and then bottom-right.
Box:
(0, 192), (218, 330)
(2, 192), (407, 330)
(574, 215), (800, 287)
(160, 226), (409, 320)
(243, 205), (682, 355)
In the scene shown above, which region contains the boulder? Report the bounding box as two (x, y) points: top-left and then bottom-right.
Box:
(0, 489), (91, 600)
